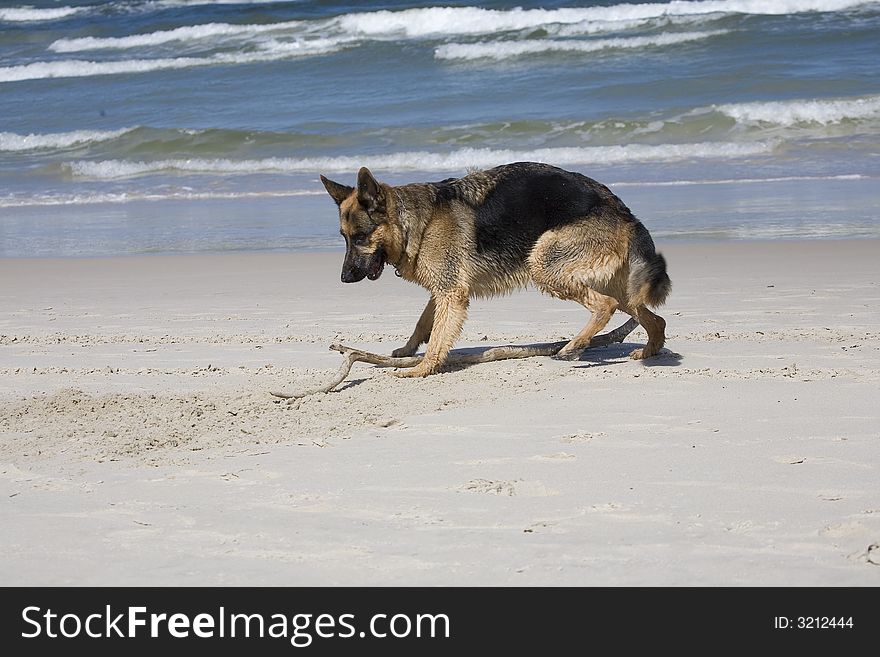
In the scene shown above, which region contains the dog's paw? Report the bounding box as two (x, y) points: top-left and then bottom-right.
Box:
(391, 346), (416, 358)
(630, 347), (659, 360)
(392, 366), (432, 378)
(551, 349), (583, 361)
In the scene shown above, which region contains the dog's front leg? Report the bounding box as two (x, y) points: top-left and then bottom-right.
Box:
(394, 291), (468, 377)
(392, 297), (435, 358)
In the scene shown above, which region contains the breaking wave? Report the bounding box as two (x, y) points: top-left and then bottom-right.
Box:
(715, 95), (880, 126)
(0, 127), (137, 152)
(0, 6), (84, 22)
(0, 37), (354, 82)
(436, 30), (727, 61)
(64, 142), (777, 179)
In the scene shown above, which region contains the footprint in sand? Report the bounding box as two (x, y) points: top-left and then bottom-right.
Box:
(560, 431), (605, 444)
(530, 452), (576, 461)
(458, 478), (519, 496)
(848, 542), (880, 566)
(821, 520), (867, 538)
(456, 478), (557, 498)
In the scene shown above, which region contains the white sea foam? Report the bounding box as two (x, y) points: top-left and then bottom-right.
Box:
(0, 189), (323, 208)
(0, 38), (353, 83)
(716, 95), (880, 126)
(682, 221), (880, 240)
(65, 142), (776, 179)
(11, 1), (874, 84)
(436, 30), (727, 61)
(45, 0), (874, 55)
(0, 128), (137, 152)
(50, 13), (632, 57)
(5, 174), (865, 208)
(332, 1), (875, 39)
(548, 17), (672, 37)
(0, 6), (83, 22)
(611, 173), (868, 187)
(151, 0), (298, 6)
(334, 7), (614, 38)
(50, 20), (305, 53)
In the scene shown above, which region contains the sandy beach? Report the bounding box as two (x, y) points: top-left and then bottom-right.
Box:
(1, 239), (879, 585)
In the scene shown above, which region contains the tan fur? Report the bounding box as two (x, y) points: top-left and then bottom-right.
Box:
(554, 288), (620, 359)
(630, 306), (666, 359)
(527, 221), (632, 300)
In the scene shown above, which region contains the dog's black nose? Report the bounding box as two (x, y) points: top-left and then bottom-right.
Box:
(341, 270), (359, 283)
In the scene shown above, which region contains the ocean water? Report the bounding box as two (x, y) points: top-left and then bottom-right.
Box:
(0, 0), (878, 257)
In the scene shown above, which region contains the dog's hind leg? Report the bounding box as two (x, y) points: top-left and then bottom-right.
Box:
(528, 226), (626, 361)
(392, 297), (435, 357)
(629, 305), (666, 360)
(552, 288), (619, 361)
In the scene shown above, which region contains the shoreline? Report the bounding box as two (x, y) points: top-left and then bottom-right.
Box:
(3, 172), (879, 258)
(1, 239), (879, 585)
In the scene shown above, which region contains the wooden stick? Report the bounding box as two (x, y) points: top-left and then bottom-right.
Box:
(270, 317), (639, 400)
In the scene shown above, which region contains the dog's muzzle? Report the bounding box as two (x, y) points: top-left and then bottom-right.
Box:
(341, 248), (386, 283)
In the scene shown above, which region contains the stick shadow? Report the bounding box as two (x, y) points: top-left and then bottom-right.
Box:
(571, 343), (683, 368)
(336, 377), (369, 392)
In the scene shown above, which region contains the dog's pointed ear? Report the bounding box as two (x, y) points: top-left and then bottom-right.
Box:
(357, 167), (385, 213)
(320, 175), (354, 206)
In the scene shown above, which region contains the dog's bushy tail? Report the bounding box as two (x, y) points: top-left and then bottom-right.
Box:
(627, 225), (671, 308)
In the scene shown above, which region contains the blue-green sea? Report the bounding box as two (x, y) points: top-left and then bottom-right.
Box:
(1, 0), (878, 256)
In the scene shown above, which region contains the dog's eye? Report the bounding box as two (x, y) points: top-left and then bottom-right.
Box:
(351, 233), (368, 246)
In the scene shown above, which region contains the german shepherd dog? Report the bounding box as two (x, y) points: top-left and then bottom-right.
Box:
(320, 162), (670, 378)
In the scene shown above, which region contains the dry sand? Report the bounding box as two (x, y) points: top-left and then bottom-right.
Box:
(1, 240), (879, 585)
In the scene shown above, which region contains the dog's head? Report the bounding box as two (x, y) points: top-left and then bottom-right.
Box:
(321, 167), (392, 283)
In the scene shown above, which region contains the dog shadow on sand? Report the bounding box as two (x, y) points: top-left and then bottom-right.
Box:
(572, 343), (683, 369)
